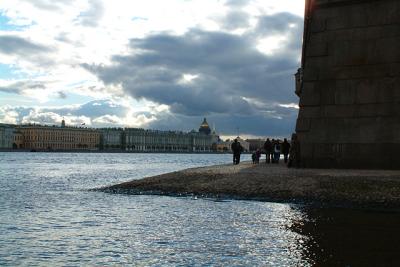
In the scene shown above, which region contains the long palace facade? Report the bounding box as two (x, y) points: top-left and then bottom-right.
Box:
(0, 118), (219, 152)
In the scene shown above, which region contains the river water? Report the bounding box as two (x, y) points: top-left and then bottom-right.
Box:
(1, 152), (399, 266)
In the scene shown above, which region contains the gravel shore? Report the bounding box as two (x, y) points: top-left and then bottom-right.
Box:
(99, 161), (400, 208)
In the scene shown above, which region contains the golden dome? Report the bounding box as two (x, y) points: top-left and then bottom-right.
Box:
(199, 118), (211, 135)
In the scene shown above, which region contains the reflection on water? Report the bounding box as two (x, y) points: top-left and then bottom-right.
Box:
(1, 152), (400, 266)
(290, 206), (400, 266)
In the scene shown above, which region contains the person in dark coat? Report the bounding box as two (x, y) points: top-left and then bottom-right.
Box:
(231, 139), (243, 165)
(288, 133), (300, 168)
(255, 149), (261, 164)
(263, 138), (272, 164)
(282, 138), (291, 164)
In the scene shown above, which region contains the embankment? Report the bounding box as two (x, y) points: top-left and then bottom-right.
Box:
(99, 162), (400, 208)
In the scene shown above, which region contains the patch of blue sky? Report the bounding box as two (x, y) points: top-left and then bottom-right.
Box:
(0, 13), (31, 31)
(0, 91), (34, 106)
(132, 16), (148, 21)
(0, 90), (94, 108)
(0, 64), (25, 79)
(43, 92), (94, 107)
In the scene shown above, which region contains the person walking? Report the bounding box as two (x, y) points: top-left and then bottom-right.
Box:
(263, 138), (272, 163)
(282, 138), (291, 164)
(231, 139), (243, 165)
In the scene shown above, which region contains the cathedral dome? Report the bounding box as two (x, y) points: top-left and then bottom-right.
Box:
(199, 118), (211, 135)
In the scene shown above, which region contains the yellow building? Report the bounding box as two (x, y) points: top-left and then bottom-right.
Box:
(13, 130), (24, 149)
(18, 124), (100, 151)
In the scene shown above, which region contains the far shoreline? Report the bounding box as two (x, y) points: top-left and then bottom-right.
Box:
(96, 161), (400, 211)
(0, 149), (241, 154)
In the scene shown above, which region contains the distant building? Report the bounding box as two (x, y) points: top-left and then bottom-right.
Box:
(216, 137), (250, 153)
(0, 124), (16, 149)
(18, 123), (100, 151)
(246, 139), (265, 152)
(13, 130), (23, 149)
(198, 118), (211, 135)
(4, 117), (220, 153)
(215, 140), (231, 152)
(125, 118), (218, 152)
(98, 128), (124, 150)
(125, 128), (215, 152)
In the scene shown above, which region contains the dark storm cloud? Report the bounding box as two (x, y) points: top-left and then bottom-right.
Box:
(84, 12), (303, 136)
(0, 35), (52, 56)
(147, 112), (297, 138)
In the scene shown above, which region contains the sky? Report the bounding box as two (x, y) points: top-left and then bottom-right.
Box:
(0, 0), (305, 139)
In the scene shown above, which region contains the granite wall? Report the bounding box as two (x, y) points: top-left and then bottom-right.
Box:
(296, 0), (400, 169)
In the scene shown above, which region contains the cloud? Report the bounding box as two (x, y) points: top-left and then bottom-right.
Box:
(57, 91), (67, 99)
(76, 0), (105, 27)
(0, 80), (46, 94)
(0, 1), (304, 137)
(224, 0), (252, 7)
(0, 99), (158, 128)
(0, 35), (52, 56)
(219, 10), (250, 30)
(19, 0), (72, 11)
(84, 11), (302, 120)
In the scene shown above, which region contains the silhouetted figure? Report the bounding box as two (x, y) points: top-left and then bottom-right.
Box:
(264, 138), (272, 163)
(288, 133), (300, 168)
(282, 138), (291, 164)
(252, 152), (256, 164)
(255, 149), (261, 164)
(273, 140), (281, 163)
(231, 139), (243, 165)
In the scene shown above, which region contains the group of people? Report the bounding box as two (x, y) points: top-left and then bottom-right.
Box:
(263, 138), (291, 164)
(232, 134), (300, 167)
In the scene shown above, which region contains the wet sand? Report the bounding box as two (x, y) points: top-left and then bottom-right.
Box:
(99, 161), (400, 209)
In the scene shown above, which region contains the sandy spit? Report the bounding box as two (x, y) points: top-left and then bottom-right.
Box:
(98, 162), (400, 208)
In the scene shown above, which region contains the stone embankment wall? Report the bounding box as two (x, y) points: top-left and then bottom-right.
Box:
(296, 0), (400, 169)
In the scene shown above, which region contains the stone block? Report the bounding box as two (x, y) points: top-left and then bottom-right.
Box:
(296, 118), (311, 132)
(299, 82), (321, 106)
(326, 11), (368, 30)
(366, 1), (400, 26)
(296, 0), (400, 169)
(355, 79), (378, 104)
(298, 106), (321, 118)
(306, 42), (328, 57)
(302, 68), (319, 81)
(331, 40), (374, 66)
(322, 105), (355, 118)
(310, 17), (326, 33)
(355, 104), (394, 118)
(351, 64), (391, 79)
(320, 82), (336, 105)
(377, 77), (397, 103)
(331, 66), (353, 80)
(389, 63), (400, 77)
(334, 80), (356, 105)
(304, 56), (329, 70)
(299, 141), (314, 159)
(371, 37), (400, 64)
